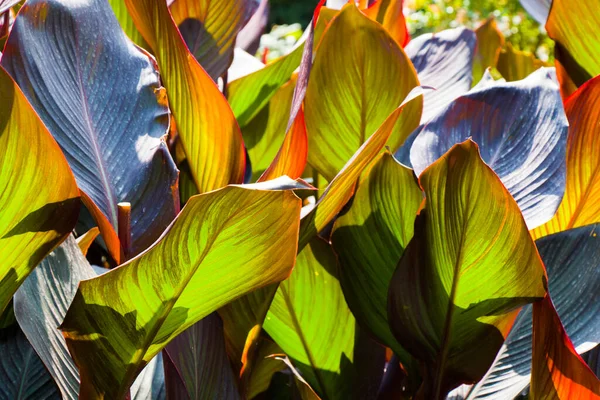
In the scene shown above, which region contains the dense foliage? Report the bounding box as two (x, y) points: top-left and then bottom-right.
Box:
(0, 0), (599, 399)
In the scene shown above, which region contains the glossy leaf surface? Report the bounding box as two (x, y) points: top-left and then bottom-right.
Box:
(126, 0), (246, 193)
(304, 3), (420, 180)
(331, 151), (422, 357)
(60, 185), (302, 398)
(264, 238), (385, 400)
(465, 223), (600, 399)
(388, 141), (547, 397)
(405, 27), (476, 123)
(532, 75), (600, 239)
(1, 0), (179, 261)
(531, 296), (600, 399)
(0, 65), (79, 314)
(409, 68), (568, 230)
(170, 0), (257, 80)
(546, 0), (600, 97)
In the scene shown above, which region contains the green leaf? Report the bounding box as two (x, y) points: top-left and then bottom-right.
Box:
(304, 3), (421, 180)
(472, 18), (504, 85)
(264, 238), (385, 400)
(331, 151), (422, 361)
(0, 65), (80, 314)
(107, 0), (149, 50)
(170, 0), (258, 81)
(1, 0), (179, 262)
(60, 185), (302, 398)
(387, 140), (547, 398)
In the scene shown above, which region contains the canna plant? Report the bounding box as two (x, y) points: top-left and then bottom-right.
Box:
(0, 0), (600, 399)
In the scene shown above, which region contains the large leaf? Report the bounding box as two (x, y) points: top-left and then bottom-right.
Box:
(0, 0), (18, 14)
(125, 0), (246, 194)
(519, 0), (551, 25)
(170, 0), (257, 81)
(0, 322), (61, 400)
(362, 0), (409, 47)
(405, 27), (476, 123)
(299, 86), (427, 246)
(304, 3), (420, 181)
(472, 18), (504, 84)
(497, 43), (547, 82)
(1, 0), (179, 262)
(60, 184), (302, 398)
(546, 0), (600, 97)
(107, 0), (149, 50)
(130, 353), (166, 400)
(330, 151), (422, 359)
(164, 314), (240, 399)
(409, 68), (568, 230)
(462, 223), (600, 400)
(264, 237), (385, 400)
(532, 74), (600, 239)
(13, 235), (95, 400)
(388, 140), (547, 398)
(530, 296), (600, 399)
(0, 65), (79, 314)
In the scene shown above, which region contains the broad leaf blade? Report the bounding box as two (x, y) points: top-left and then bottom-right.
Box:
(331, 151), (422, 360)
(388, 140), (547, 397)
(304, 3), (420, 180)
(409, 68), (568, 230)
(107, 0), (149, 50)
(170, 0), (257, 81)
(472, 18), (504, 84)
(519, 0), (551, 25)
(164, 314), (240, 399)
(465, 224), (600, 400)
(1, 0), (179, 262)
(60, 185), (302, 398)
(497, 43), (548, 81)
(405, 27), (476, 123)
(0, 65), (79, 314)
(264, 238), (385, 400)
(126, 0), (246, 194)
(531, 296), (600, 399)
(532, 75), (600, 239)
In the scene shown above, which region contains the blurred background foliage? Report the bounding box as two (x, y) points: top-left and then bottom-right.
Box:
(264, 0), (553, 62)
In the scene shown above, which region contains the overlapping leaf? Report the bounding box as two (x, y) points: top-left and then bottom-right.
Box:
(125, 0), (246, 194)
(1, 0), (179, 262)
(409, 68), (568, 230)
(60, 185), (302, 398)
(164, 314), (240, 399)
(461, 224), (600, 400)
(405, 27), (476, 123)
(170, 0), (257, 80)
(388, 141), (547, 398)
(362, 0), (409, 47)
(519, 0), (551, 25)
(0, 65), (79, 314)
(530, 296), (600, 399)
(107, 0), (149, 50)
(264, 238), (385, 400)
(532, 75), (600, 239)
(497, 43), (547, 81)
(304, 3), (421, 180)
(472, 18), (504, 84)
(331, 152), (422, 359)
(546, 0), (600, 97)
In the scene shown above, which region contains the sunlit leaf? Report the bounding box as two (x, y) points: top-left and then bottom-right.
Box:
(1, 0), (179, 262)
(530, 296), (600, 399)
(519, 0), (551, 25)
(76, 227), (100, 257)
(331, 151), (422, 361)
(60, 185), (302, 398)
(362, 0), (410, 47)
(405, 27), (476, 123)
(107, 0), (149, 50)
(472, 18), (504, 84)
(409, 68), (568, 230)
(532, 74), (600, 239)
(0, 65), (79, 314)
(126, 0), (246, 194)
(497, 43), (548, 81)
(463, 223), (600, 400)
(170, 0), (257, 80)
(388, 140), (547, 397)
(264, 237), (385, 400)
(304, 3), (420, 180)
(546, 0), (600, 97)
